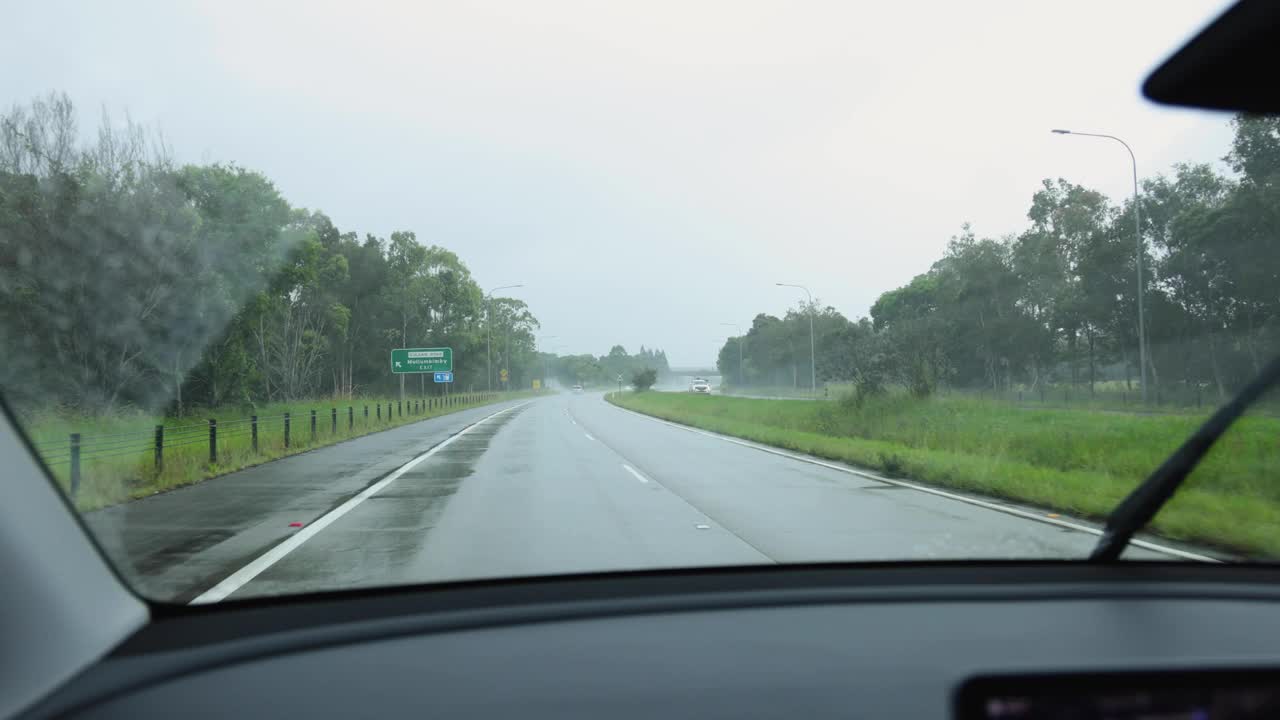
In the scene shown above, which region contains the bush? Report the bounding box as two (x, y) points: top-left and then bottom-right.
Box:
(632, 367), (658, 392)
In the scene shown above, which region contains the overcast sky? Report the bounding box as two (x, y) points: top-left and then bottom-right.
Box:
(4, 0), (1236, 366)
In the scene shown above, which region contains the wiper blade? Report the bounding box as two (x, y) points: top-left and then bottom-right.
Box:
(1090, 353), (1280, 561)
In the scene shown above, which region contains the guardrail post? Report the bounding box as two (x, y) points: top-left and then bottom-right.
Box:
(349, 406), (354, 430)
(377, 404), (381, 421)
(364, 405), (368, 425)
(284, 412), (291, 448)
(251, 415), (259, 453)
(398, 400), (402, 417)
(154, 425), (164, 473)
(69, 433), (81, 499)
(310, 409), (317, 442)
(208, 419), (217, 464)
(332, 408), (337, 433)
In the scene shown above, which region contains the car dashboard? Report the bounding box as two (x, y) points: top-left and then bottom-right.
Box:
(27, 563), (1280, 719)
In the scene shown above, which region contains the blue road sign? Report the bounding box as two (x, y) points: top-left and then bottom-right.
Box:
(434, 371), (454, 383)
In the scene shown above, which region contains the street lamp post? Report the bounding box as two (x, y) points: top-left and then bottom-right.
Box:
(1052, 129), (1148, 402)
(486, 284), (523, 392)
(776, 283), (817, 396)
(719, 323), (744, 389)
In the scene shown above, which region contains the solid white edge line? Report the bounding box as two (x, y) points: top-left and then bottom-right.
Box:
(189, 402), (532, 604)
(608, 403), (1220, 563)
(621, 463), (649, 483)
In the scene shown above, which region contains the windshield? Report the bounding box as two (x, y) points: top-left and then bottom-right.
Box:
(2, 0), (1269, 604)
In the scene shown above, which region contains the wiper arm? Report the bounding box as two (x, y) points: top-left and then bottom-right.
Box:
(1090, 353), (1280, 561)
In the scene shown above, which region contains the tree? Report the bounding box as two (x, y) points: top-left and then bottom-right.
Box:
(0, 93), (541, 416)
(631, 368), (658, 392)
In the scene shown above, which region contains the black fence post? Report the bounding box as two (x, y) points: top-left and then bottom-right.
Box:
(284, 413), (291, 448)
(70, 433), (81, 499)
(310, 409), (317, 442)
(364, 405), (368, 425)
(398, 400), (403, 417)
(208, 419), (218, 464)
(251, 415), (259, 453)
(377, 404), (381, 421)
(332, 407), (337, 434)
(154, 425), (164, 473)
(349, 406), (354, 430)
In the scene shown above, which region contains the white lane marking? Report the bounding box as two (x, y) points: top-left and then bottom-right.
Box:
(584, 432), (595, 441)
(621, 463), (649, 484)
(608, 404), (1219, 563)
(570, 418), (577, 425)
(190, 402), (532, 604)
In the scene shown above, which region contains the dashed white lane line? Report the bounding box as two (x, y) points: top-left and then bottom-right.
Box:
(190, 402), (532, 604)
(584, 432), (596, 441)
(607, 403), (1219, 563)
(621, 463), (649, 483)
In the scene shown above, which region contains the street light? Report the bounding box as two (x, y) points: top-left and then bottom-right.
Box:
(486, 284), (523, 392)
(776, 283), (817, 396)
(1051, 128), (1148, 402)
(719, 323), (745, 389)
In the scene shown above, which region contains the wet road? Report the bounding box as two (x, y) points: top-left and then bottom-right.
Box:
(88, 393), (1176, 603)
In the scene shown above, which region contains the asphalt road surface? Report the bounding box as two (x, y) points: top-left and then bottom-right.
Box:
(85, 392), (1183, 603)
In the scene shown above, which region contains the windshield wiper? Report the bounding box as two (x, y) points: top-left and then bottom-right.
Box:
(1090, 353), (1280, 561)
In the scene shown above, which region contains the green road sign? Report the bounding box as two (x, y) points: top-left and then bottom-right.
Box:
(391, 347), (453, 374)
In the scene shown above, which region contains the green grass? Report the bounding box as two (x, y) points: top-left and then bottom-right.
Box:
(608, 390), (1280, 558)
(23, 391), (543, 511)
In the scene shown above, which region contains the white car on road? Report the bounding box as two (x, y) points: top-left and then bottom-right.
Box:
(690, 378), (711, 394)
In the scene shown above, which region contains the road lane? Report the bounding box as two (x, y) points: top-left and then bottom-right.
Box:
(241, 397), (769, 596)
(571, 394), (1169, 562)
(226, 391), (1172, 600)
(98, 390), (1185, 602)
(83, 399), (534, 602)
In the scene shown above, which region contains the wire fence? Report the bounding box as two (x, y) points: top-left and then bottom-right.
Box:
(33, 392), (504, 500)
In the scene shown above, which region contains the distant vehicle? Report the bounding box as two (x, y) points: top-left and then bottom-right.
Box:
(690, 379), (711, 394)
(572, 384), (583, 393)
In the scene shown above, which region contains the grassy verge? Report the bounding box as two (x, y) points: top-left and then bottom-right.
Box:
(24, 391), (545, 511)
(608, 391), (1280, 558)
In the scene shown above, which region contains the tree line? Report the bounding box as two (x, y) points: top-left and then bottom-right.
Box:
(0, 93), (543, 416)
(547, 345), (671, 387)
(718, 114), (1280, 401)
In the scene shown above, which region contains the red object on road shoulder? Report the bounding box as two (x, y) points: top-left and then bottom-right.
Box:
(289, 522), (303, 527)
